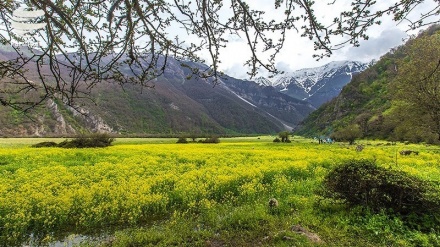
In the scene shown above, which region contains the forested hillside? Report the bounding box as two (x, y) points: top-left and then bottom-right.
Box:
(296, 25), (440, 144)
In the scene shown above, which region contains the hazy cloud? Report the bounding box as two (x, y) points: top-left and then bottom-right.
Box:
(276, 61), (294, 74)
(223, 63), (249, 79)
(344, 28), (408, 62)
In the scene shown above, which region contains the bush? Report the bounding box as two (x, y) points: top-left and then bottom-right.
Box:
(32, 142), (58, 148)
(199, 137), (220, 143)
(176, 137), (188, 143)
(58, 134), (114, 148)
(278, 131), (290, 142)
(320, 160), (440, 216)
(273, 137), (281, 143)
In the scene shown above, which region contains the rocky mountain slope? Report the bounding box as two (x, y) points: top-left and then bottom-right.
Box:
(254, 61), (368, 107)
(0, 50), (316, 136)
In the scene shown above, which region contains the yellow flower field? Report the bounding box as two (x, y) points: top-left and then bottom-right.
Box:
(0, 138), (439, 246)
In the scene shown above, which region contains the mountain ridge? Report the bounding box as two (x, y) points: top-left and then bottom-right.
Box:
(0, 48), (316, 136)
(253, 61), (368, 107)
(0, 47), (378, 137)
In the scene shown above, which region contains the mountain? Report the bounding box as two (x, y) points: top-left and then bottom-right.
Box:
(0, 50), (316, 137)
(295, 25), (440, 144)
(254, 61), (368, 108)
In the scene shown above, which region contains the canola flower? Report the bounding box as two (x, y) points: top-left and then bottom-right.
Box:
(0, 140), (439, 245)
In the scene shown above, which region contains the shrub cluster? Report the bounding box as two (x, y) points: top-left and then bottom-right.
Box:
(198, 136), (220, 143)
(176, 137), (189, 143)
(320, 160), (440, 216)
(32, 134), (114, 148)
(176, 136), (220, 144)
(31, 142), (58, 148)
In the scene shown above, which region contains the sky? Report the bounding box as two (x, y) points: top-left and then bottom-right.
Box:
(206, 0), (439, 79)
(1, 0), (438, 80)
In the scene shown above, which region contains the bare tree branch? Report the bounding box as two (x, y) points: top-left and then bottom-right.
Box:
(0, 0), (438, 111)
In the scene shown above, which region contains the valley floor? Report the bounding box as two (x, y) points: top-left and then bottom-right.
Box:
(0, 137), (439, 246)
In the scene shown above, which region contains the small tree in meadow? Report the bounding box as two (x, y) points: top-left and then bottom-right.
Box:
(331, 125), (362, 145)
(278, 131), (290, 143)
(176, 137), (189, 143)
(188, 132), (199, 142)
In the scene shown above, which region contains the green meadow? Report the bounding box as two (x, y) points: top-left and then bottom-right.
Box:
(0, 137), (439, 246)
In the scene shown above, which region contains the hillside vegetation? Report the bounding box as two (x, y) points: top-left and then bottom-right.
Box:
(0, 50), (318, 137)
(296, 25), (440, 144)
(0, 79), (285, 137)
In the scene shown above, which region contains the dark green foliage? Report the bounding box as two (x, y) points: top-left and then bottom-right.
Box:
(58, 134), (114, 148)
(199, 137), (220, 143)
(392, 30), (440, 141)
(273, 137), (281, 142)
(31, 142), (58, 148)
(30, 134), (115, 148)
(188, 133), (198, 142)
(176, 137), (188, 143)
(330, 124), (362, 145)
(320, 160), (440, 217)
(278, 131), (290, 142)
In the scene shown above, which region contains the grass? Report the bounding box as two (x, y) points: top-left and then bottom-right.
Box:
(0, 137), (439, 246)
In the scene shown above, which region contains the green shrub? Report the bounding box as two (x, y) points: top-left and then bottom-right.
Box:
(176, 137), (188, 143)
(58, 134), (114, 148)
(320, 160), (440, 216)
(273, 137), (281, 143)
(199, 137), (220, 143)
(278, 131), (290, 142)
(31, 142), (58, 148)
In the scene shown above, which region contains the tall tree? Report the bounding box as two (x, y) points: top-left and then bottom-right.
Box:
(393, 29), (440, 140)
(0, 0), (439, 110)
(278, 131), (290, 142)
(330, 124), (362, 145)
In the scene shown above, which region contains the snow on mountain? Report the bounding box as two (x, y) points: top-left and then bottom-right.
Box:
(252, 61), (369, 108)
(274, 61), (367, 92)
(253, 76), (276, 87)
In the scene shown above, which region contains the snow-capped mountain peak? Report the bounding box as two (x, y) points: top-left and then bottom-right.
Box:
(254, 76), (276, 87)
(254, 61), (367, 91)
(252, 60), (369, 107)
(275, 61), (367, 92)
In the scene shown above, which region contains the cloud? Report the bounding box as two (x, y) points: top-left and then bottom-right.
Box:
(275, 61), (294, 73)
(344, 28), (408, 62)
(223, 63), (249, 79)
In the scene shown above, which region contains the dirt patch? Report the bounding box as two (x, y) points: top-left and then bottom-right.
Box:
(291, 225), (323, 244)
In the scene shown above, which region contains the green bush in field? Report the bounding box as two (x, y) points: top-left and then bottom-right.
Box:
(320, 160), (440, 217)
(31, 142), (58, 148)
(176, 137), (188, 143)
(198, 136), (220, 143)
(58, 134), (114, 148)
